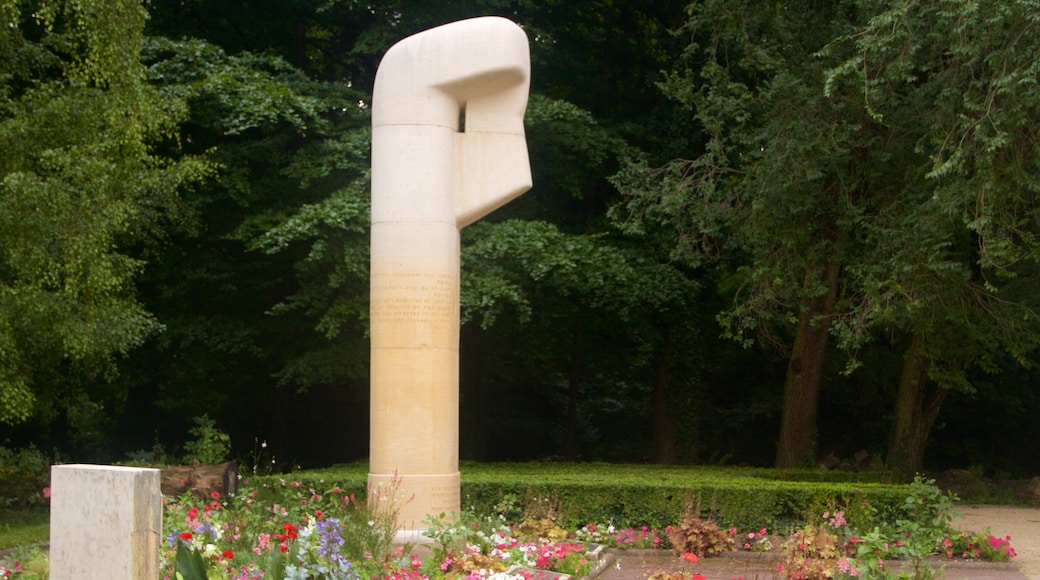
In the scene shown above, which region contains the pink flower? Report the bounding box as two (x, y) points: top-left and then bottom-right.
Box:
(211, 491), (221, 500)
(42, 487), (51, 499)
(683, 552), (699, 563)
(254, 533), (271, 555)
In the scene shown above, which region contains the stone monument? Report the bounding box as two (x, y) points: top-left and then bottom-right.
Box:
(50, 464), (161, 579)
(368, 16), (531, 531)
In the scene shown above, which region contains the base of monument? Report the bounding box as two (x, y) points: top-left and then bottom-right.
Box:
(368, 470), (461, 530)
(394, 529), (438, 546)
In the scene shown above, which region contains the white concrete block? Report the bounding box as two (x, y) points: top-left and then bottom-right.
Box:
(49, 464), (161, 580)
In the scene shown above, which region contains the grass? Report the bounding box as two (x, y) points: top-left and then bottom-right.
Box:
(0, 509), (48, 550)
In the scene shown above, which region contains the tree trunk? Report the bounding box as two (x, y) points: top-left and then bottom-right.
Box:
(888, 335), (949, 481)
(460, 324), (490, 460)
(652, 348), (678, 464)
(775, 259), (841, 467)
(564, 331), (582, 461)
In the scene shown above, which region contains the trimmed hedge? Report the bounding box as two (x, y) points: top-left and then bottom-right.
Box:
(248, 462), (912, 532)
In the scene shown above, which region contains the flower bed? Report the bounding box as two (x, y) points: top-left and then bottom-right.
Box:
(0, 475), (1020, 580)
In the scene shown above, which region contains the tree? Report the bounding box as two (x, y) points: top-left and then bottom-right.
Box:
(819, 0), (1040, 478)
(615, 0), (881, 467)
(615, 0), (1040, 475)
(0, 0), (208, 428)
(121, 34), (373, 462)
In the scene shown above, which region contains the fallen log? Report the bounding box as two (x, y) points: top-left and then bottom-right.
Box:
(160, 460), (238, 499)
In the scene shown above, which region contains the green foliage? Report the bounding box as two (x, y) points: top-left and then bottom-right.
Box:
(182, 414), (231, 465)
(0, 542), (48, 578)
(0, 0), (211, 426)
(462, 219), (695, 328)
(613, 0), (1040, 474)
(780, 521), (845, 580)
(0, 445), (50, 509)
(666, 516), (734, 557)
(272, 462), (907, 533)
(163, 476), (401, 579)
(781, 476), (966, 580)
(174, 538), (209, 580)
(137, 33), (374, 411)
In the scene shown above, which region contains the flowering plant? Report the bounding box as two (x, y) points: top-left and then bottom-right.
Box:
(940, 529), (1017, 561)
(647, 551), (706, 580)
(575, 522), (663, 549)
(729, 525), (773, 552)
(160, 476), (403, 579)
(421, 511), (596, 578)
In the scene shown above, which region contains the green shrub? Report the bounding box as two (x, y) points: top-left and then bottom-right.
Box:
(182, 414), (231, 465)
(666, 516), (734, 557)
(0, 445), (51, 509)
(258, 462), (911, 533)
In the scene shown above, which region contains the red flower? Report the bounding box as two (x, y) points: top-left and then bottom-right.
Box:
(683, 552), (699, 563)
(221, 550), (234, 559)
(314, 509), (325, 520)
(279, 543), (288, 553)
(282, 523), (297, 532)
(693, 575), (706, 580)
(180, 532), (193, 541)
(211, 491), (221, 500)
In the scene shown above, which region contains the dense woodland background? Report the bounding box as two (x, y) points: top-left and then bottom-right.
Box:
(2, 0), (1039, 480)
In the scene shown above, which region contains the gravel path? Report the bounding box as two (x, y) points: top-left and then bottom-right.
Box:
(954, 504), (1040, 580)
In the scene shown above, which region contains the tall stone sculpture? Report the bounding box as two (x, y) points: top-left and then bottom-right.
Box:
(369, 17), (531, 531)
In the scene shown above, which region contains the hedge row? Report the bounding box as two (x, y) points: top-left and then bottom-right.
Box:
(248, 462), (915, 533)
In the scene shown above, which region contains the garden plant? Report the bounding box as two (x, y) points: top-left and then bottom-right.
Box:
(0, 472), (1020, 580)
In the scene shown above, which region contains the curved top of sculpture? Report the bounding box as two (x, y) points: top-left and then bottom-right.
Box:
(372, 16), (530, 135)
(371, 16), (532, 228)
